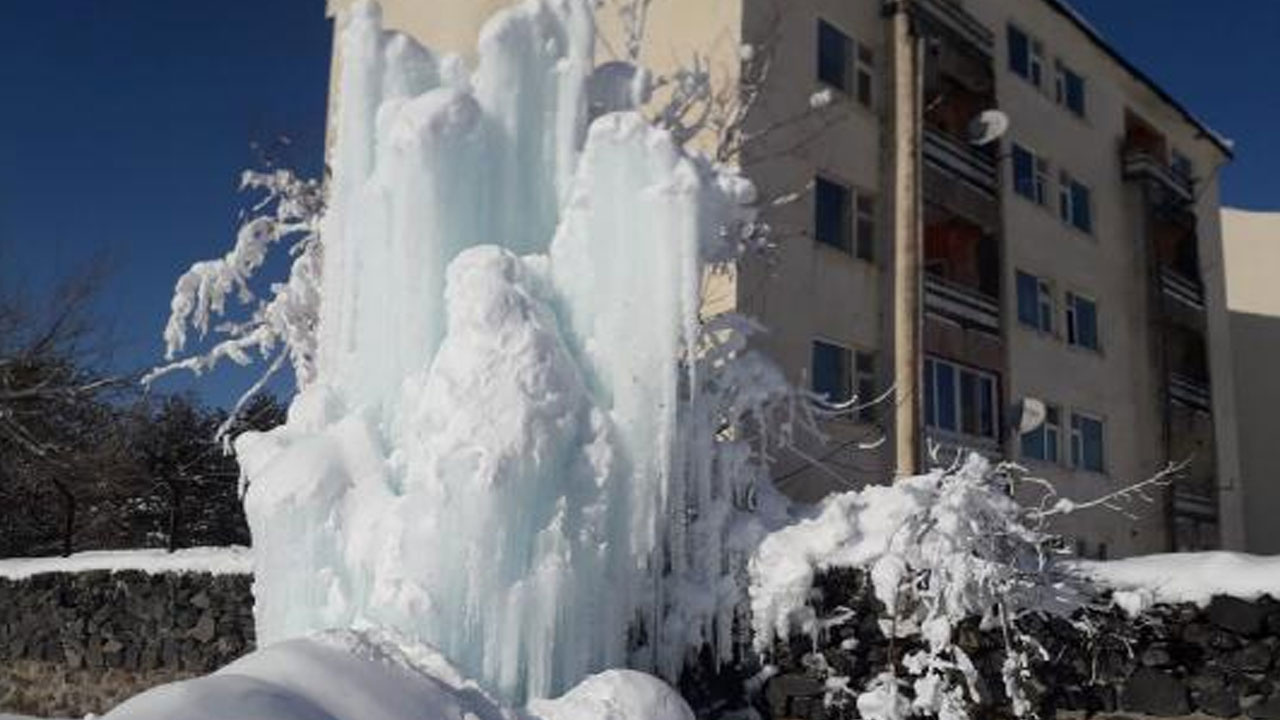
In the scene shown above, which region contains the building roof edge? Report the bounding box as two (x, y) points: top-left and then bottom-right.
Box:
(1040, 0), (1235, 159)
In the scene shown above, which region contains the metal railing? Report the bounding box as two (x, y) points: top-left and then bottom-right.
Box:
(924, 274), (1001, 334)
(1169, 372), (1212, 412)
(1159, 266), (1205, 310)
(924, 128), (999, 196)
(1121, 146), (1194, 204)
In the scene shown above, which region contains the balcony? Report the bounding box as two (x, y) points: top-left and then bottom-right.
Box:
(924, 275), (1001, 335)
(908, 0), (995, 55)
(924, 128), (998, 197)
(1122, 146), (1194, 204)
(1169, 372), (1212, 413)
(1160, 266), (1205, 311)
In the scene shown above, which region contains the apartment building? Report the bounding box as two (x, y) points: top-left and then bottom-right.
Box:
(1222, 209), (1280, 554)
(324, 0), (1243, 557)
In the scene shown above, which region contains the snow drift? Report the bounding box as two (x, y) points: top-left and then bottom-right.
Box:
(100, 630), (694, 720)
(235, 0), (784, 704)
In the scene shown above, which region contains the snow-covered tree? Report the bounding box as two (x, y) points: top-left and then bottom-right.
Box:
(146, 169), (323, 437)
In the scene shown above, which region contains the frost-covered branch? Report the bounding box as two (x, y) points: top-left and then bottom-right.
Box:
(146, 169), (324, 434)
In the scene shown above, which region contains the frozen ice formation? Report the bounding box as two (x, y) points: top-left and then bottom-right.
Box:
(236, 0), (787, 704)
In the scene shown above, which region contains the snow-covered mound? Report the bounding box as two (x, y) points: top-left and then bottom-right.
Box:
(1075, 551), (1280, 612)
(0, 546), (250, 580)
(99, 631), (692, 720)
(235, 0), (780, 704)
(529, 671), (695, 720)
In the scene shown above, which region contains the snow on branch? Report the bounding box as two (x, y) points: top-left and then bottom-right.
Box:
(146, 169), (324, 434)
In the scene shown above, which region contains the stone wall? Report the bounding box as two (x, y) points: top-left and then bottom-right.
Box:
(745, 570), (1280, 720)
(0, 570), (254, 718)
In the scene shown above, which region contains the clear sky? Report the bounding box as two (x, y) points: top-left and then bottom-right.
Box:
(0, 1), (1276, 409)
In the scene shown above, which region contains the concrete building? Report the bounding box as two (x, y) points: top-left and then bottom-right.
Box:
(1222, 209), (1280, 554)
(324, 0), (1243, 557)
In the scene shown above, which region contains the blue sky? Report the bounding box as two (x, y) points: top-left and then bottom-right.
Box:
(0, 1), (1276, 409)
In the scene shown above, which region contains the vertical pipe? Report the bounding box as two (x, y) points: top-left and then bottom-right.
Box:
(887, 3), (923, 476)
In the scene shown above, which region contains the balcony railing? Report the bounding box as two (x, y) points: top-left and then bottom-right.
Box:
(910, 0), (995, 54)
(1121, 146), (1194, 204)
(924, 274), (1001, 334)
(924, 128), (999, 197)
(1160, 267), (1205, 310)
(1169, 372), (1212, 412)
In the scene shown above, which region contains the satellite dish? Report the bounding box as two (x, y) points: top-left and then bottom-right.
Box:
(968, 109), (1010, 147)
(1014, 397), (1048, 435)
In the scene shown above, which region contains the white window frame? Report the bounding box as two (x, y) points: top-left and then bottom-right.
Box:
(924, 357), (1000, 440)
(854, 42), (875, 110)
(1013, 143), (1050, 206)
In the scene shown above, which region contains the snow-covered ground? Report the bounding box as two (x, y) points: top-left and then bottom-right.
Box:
(0, 546), (251, 581)
(85, 630), (691, 720)
(1075, 551), (1280, 613)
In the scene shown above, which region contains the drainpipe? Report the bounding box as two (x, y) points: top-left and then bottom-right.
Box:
(886, 2), (924, 477)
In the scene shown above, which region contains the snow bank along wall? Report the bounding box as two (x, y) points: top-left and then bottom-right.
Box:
(5, 563), (1280, 719)
(0, 569), (254, 718)
(751, 569), (1280, 720)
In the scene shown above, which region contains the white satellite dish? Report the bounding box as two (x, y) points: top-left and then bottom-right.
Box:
(1014, 397), (1048, 435)
(968, 109), (1011, 147)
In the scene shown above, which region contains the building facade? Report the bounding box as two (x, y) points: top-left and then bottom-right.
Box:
(324, 0), (1243, 557)
(1222, 209), (1280, 555)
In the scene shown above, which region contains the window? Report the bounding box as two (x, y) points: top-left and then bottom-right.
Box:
(1012, 144), (1049, 206)
(1065, 292), (1100, 351)
(818, 20), (850, 91)
(1021, 404), (1061, 462)
(924, 357), (998, 439)
(812, 340), (851, 403)
(1058, 172), (1093, 233)
(1016, 271), (1054, 333)
(814, 176), (852, 252)
(817, 19), (874, 109)
(855, 44), (875, 109)
(855, 195), (876, 261)
(855, 351), (878, 422)
(1070, 413), (1105, 473)
(1055, 61), (1087, 117)
(1008, 25), (1044, 88)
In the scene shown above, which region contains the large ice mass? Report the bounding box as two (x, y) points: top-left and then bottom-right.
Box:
(235, 0), (788, 704)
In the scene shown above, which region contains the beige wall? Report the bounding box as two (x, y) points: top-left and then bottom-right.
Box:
(962, 0), (1236, 555)
(1223, 209), (1280, 554)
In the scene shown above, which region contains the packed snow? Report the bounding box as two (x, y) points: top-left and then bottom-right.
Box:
(235, 0), (787, 704)
(1074, 551), (1280, 614)
(95, 629), (693, 720)
(0, 546), (251, 581)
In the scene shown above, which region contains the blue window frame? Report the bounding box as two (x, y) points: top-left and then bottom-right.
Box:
(1021, 404), (1061, 462)
(1056, 62), (1087, 117)
(1071, 413), (1105, 473)
(814, 176), (852, 252)
(1012, 144), (1046, 205)
(925, 357), (998, 438)
(1008, 24), (1043, 87)
(818, 20), (850, 91)
(1059, 174), (1093, 234)
(1066, 293), (1099, 351)
(812, 340), (851, 403)
(1016, 271), (1053, 333)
